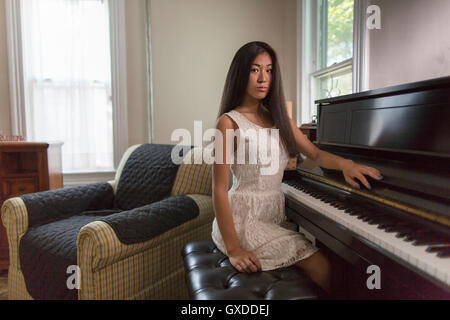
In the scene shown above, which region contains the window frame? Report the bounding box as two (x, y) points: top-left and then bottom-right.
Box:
(310, 57), (353, 117)
(5, 0), (128, 181)
(298, 0), (369, 125)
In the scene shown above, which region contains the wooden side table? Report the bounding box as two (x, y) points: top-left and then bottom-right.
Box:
(285, 123), (318, 171)
(300, 123), (317, 142)
(0, 141), (63, 273)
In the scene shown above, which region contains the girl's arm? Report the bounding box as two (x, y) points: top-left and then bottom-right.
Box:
(288, 118), (383, 189)
(212, 115), (261, 273)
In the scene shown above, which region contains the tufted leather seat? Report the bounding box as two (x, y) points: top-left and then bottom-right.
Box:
(182, 240), (325, 300)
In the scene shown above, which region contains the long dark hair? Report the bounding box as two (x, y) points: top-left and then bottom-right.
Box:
(218, 41), (298, 157)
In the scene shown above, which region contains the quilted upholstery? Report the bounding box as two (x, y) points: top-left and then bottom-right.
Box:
(182, 240), (325, 300)
(19, 213), (114, 300)
(100, 195), (199, 244)
(21, 183), (114, 228)
(114, 144), (192, 210)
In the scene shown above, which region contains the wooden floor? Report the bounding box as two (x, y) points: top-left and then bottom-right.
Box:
(0, 269), (7, 300)
(0, 278), (7, 300)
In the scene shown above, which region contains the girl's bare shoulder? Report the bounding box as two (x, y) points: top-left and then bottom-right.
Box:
(216, 113), (238, 131)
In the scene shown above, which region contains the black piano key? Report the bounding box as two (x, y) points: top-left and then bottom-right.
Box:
(334, 203), (347, 210)
(347, 209), (360, 216)
(391, 223), (414, 232)
(366, 214), (391, 225)
(411, 233), (448, 246)
(403, 229), (432, 242)
(330, 203), (339, 208)
(413, 238), (447, 246)
(356, 212), (373, 220)
(384, 226), (399, 233)
(377, 220), (401, 230)
(395, 232), (407, 239)
(361, 213), (378, 222)
(384, 225), (408, 234)
(359, 215), (371, 222)
(426, 244), (450, 253)
(327, 202), (338, 208)
(349, 208), (364, 217)
(367, 218), (381, 225)
(383, 222), (412, 233)
(437, 247), (450, 258)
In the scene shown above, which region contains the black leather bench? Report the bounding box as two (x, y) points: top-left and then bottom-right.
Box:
(182, 240), (325, 300)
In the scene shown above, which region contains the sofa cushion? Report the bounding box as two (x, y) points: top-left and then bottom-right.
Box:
(114, 144), (192, 210)
(100, 195), (199, 245)
(21, 182), (114, 228)
(171, 146), (213, 196)
(19, 211), (119, 300)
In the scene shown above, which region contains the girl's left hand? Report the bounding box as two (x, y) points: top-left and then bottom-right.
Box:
(342, 161), (383, 190)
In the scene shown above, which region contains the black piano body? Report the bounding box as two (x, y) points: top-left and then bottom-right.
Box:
(283, 76), (450, 299)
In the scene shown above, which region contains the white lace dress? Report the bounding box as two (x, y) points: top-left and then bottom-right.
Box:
(211, 109), (319, 271)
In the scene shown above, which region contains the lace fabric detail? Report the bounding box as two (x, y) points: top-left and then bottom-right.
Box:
(211, 110), (318, 271)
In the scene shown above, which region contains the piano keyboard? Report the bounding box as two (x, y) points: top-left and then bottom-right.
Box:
(282, 181), (450, 288)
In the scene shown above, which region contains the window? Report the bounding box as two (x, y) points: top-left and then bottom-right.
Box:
(300, 0), (366, 124)
(313, 0), (354, 118)
(6, 0), (128, 178)
(319, 0), (354, 68)
(21, 0), (113, 173)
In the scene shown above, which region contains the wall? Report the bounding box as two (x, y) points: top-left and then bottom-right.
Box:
(368, 0), (450, 90)
(148, 0), (298, 145)
(125, 0), (150, 146)
(0, 0), (10, 136)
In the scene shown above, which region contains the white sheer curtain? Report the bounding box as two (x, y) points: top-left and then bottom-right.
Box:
(21, 0), (114, 173)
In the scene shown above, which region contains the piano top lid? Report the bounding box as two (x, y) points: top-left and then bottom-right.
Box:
(315, 75), (450, 105)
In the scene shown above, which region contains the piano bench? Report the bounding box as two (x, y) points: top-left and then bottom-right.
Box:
(182, 240), (325, 300)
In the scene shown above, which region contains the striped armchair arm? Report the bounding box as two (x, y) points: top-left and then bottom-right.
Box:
(1, 198), (29, 269)
(77, 194), (214, 300)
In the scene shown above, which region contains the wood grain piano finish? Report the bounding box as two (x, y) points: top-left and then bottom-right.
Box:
(283, 76), (450, 299)
(0, 141), (63, 273)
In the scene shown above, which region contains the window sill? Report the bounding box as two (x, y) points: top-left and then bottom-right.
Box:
(63, 171), (116, 187)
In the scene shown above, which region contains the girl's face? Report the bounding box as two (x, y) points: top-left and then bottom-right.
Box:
(244, 52), (273, 102)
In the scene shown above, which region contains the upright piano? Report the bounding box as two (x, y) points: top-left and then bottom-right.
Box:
(282, 76), (450, 299)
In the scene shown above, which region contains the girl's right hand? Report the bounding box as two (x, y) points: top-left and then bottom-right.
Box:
(228, 248), (262, 273)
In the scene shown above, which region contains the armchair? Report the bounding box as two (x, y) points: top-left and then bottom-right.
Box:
(1, 143), (214, 299)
